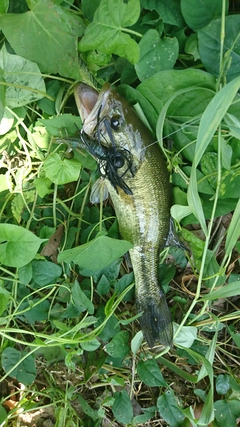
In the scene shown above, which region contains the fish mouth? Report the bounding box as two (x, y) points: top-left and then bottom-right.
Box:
(74, 83), (111, 136)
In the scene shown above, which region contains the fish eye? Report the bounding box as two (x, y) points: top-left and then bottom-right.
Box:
(110, 116), (122, 131)
(113, 153), (124, 169)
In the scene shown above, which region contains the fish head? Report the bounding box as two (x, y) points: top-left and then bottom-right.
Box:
(74, 83), (150, 161)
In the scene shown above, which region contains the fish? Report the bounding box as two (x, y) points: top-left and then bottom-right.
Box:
(74, 82), (173, 348)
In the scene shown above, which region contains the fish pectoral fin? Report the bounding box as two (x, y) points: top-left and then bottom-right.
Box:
(90, 177), (109, 204)
(136, 294), (173, 348)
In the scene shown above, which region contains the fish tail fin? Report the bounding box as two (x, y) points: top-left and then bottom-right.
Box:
(136, 293), (173, 348)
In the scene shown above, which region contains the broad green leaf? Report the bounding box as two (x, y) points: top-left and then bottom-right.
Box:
(58, 236), (132, 272)
(112, 390), (133, 425)
(78, 395), (99, 421)
(0, 405), (7, 425)
(216, 374), (231, 395)
(173, 324), (197, 348)
(81, 338), (101, 351)
(18, 263), (33, 286)
(141, 0), (184, 27)
(134, 406), (156, 425)
(72, 281), (94, 314)
(0, 45), (45, 107)
(1, 347), (36, 385)
(157, 389), (185, 427)
(198, 16), (240, 81)
(138, 68), (215, 116)
(0, 224), (45, 268)
(39, 114), (82, 137)
(0, 0), (84, 80)
(0, 0), (8, 14)
(214, 399), (240, 426)
(31, 260), (62, 287)
(82, 0), (101, 21)
(131, 330), (143, 355)
(104, 331), (130, 359)
(44, 152), (81, 185)
(34, 177), (53, 198)
(20, 299), (50, 324)
(143, 70), (215, 152)
(135, 29), (178, 81)
(181, 0), (222, 30)
(79, 0), (140, 64)
(137, 359), (167, 387)
(171, 205), (192, 222)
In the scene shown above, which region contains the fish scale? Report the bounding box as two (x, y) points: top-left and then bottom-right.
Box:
(74, 82), (173, 348)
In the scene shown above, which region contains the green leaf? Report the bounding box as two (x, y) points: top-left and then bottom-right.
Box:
(0, 405), (7, 425)
(1, 347), (36, 386)
(141, 68), (215, 139)
(134, 406), (156, 425)
(39, 114), (82, 137)
(0, 287), (10, 316)
(188, 76), (240, 232)
(58, 235), (132, 272)
(79, 0), (140, 64)
(157, 389), (185, 427)
(131, 330), (143, 355)
(31, 260), (62, 287)
(78, 395), (99, 421)
(34, 177), (53, 198)
(18, 263), (33, 286)
(216, 374), (231, 395)
(141, 0), (184, 27)
(199, 281), (240, 301)
(0, 0), (84, 80)
(137, 358), (167, 387)
(72, 281), (94, 314)
(104, 331), (130, 359)
(112, 390), (133, 425)
(20, 299), (50, 324)
(229, 331), (240, 349)
(171, 204), (192, 222)
(0, 0), (8, 14)
(214, 399), (240, 426)
(44, 153), (81, 185)
(135, 30), (178, 81)
(81, 338), (101, 351)
(225, 198), (240, 258)
(173, 324), (197, 348)
(138, 68), (216, 117)
(0, 224), (45, 268)
(198, 15), (240, 81)
(0, 45), (45, 108)
(181, 0), (222, 30)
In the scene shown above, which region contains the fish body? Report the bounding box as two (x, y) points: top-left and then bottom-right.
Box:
(74, 83), (173, 347)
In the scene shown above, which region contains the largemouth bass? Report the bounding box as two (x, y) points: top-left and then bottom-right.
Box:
(74, 83), (173, 348)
